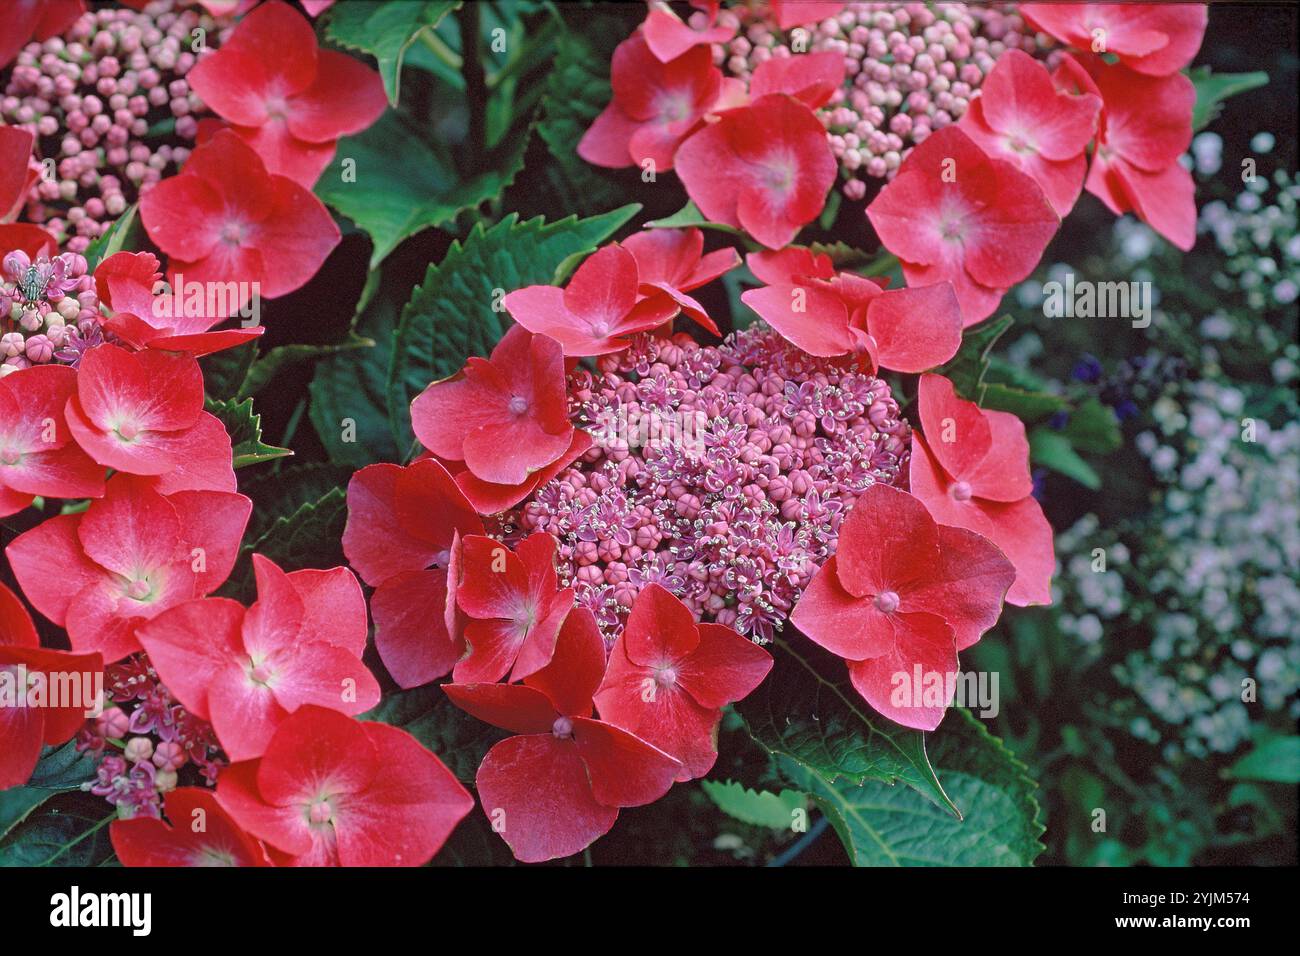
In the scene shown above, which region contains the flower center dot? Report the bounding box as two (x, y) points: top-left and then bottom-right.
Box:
(874, 590), (900, 613)
(552, 716), (574, 739)
(308, 800), (332, 824)
(0, 449), (19, 466)
(508, 395), (528, 415)
(950, 480), (973, 501)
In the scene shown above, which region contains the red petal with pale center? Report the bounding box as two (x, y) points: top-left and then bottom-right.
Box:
(845, 611), (958, 731)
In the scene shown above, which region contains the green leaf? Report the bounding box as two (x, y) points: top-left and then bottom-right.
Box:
(242, 487), (348, 576)
(645, 200), (744, 236)
(239, 461), (352, 544)
(700, 780), (807, 830)
(1226, 736), (1300, 784)
(787, 709), (1045, 866)
(205, 397), (292, 469)
(82, 203), (142, 270)
(1030, 426), (1101, 490)
(361, 684), (508, 786)
(1061, 397), (1122, 455)
(979, 382), (1068, 421)
(0, 796), (115, 867)
(239, 335), (374, 399)
(1188, 67), (1268, 132)
(0, 744), (96, 842)
(935, 315), (1014, 399)
(326, 0), (461, 106)
(316, 110), (529, 268)
(534, 27), (628, 218)
(201, 340), (257, 401)
(735, 636), (958, 816)
(386, 203), (640, 445)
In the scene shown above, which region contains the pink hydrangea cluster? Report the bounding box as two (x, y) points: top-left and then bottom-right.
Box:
(1, 0), (227, 252)
(0, 248), (103, 372)
(76, 653), (225, 820)
(718, 2), (1052, 197)
(512, 328), (911, 642)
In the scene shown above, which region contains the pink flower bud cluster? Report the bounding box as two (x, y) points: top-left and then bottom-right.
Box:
(2, 0), (229, 252)
(512, 328), (911, 642)
(76, 653), (225, 819)
(0, 248), (104, 373)
(717, 2), (1053, 197)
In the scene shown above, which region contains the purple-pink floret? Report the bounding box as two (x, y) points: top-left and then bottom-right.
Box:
(511, 328), (911, 642)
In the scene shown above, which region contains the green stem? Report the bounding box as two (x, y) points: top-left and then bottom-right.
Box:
(419, 28), (462, 71)
(457, 3), (488, 160)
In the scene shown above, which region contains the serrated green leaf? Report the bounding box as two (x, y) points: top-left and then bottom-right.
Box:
(239, 335), (374, 399)
(385, 203), (640, 445)
(736, 636), (957, 816)
(0, 744), (96, 842)
(236, 487), (348, 592)
(0, 795), (115, 867)
(935, 315), (1014, 399)
(316, 110), (529, 268)
(1030, 426), (1101, 489)
(701, 780), (807, 830)
(980, 382), (1068, 421)
(201, 340), (257, 401)
(82, 203), (142, 270)
(205, 397), (292, 468)
(240, 462), (352, 544)
(1188, 66), (1268, 132)
(361, 684), (508, 786)
(787, 709), (1045, 866)
(1226, 736), (1300, 784)
(326, 0), (461, 106)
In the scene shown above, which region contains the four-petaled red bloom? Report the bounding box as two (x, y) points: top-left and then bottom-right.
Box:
(642, 1), (737, 63)
(0, 0), (84, 70)
(135, 554), (380, 762)
(578, 32), (724, 172)
(0, 582), (102, 790)
(594, 584), (772, 780)
(1022, 2), (1207, 76)
(868, 126), (1060, 326)
(93, 252), (265, 357)
(412, 326), (580, 485)
(450, 533), (575, 684)
(217, 705), (474, 866)
(343, 459), (484, 687)
(111, 787), (270, 867)
(908, 373), (1055, 607)
(503, 245), (679, 357)
(958, 50), (1101, 217)
(792, 483), (1015, 730)
(445, 608), (681, 863)
(675, 93), (837, 250)
(65, 344), (234, 494)
(187, 0), (387, 187)
(0, 365), (104, 518)
(621, 227), (740, 336)
(743, 247), (963, 372)
(140, 129), (341, 311)
(6, 474), (251, 662)
(1056, 53), (1197, 251)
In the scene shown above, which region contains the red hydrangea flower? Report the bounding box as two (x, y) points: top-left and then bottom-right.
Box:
(957, 50), (1101, 217)
(0, 1), (84, 70)
(343, 459), (484, 687)
(434, 431), (593, 516)
(791, 483), (1015, 730)
(6, 475), (251, 662)
(110, 787), (269, 867)
(64, 344), (234, 494)
(768, 1), (847, 31)
(594, 584), (771, 780)
(0, 582), (103, 790)
(742, 248), (962, 371)
(93, 252), (265, 357)
(502, 245), (679, 357)
(675, 93), (837, 250)
(748, 50), (845, 110)
(0, 365), (104, 518)
(217, 705), (474, 866)
(908, 373), (1055, 607)
(1056, 53), (1197, 251)
(186, 0), (386, 187)
(0, 125), (39, 222)
(135, 554), (380, 762)
(642, 1), (737, 63)
(139, 129), (341, 310)
(1022, 3), (1207, 76)
(450, 533), (575, 684)
(411, 325), (580, 487)
(445, 608), (681, 863)
(621, 227), (740, 336)
(578, 32), (724, 172)
(867, 126), (1059, 325)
